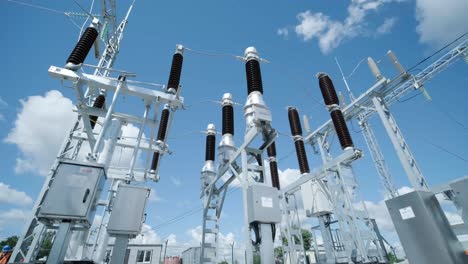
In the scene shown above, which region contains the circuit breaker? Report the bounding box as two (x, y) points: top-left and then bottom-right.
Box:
(107, 185), (150, 237)
(246, 184), (281, 224)
(38, 160), (106, 226)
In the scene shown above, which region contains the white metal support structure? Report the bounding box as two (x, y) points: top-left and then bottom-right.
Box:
(279, 193), (308, 264)
(295, 33), (467, 263)
(304, 34), (467, 194)
(10, 1), (186, 263)
(200, 47), (280, 264)
(336, 59), (398, 198)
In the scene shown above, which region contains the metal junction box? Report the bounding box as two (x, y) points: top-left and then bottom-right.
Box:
(386, 190), (467, 264)
(38, 160), (106, 226)
(107, 185), (150, 237)
(246, 185), (281, 224)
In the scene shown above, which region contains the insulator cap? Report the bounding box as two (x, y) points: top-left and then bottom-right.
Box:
(294, 140), (310, 174)
(267, 142), (277, 157)
(330, 109), (354, 149)
(66, 27), (98, 67)
(222, 104), (234, 135)
(157, 108), (170, 141)
(317, 73), (339, 106)
(288, 107), (303, 136)
(245, 59), (264, 95)
(90, 95), (105, 129)
(205, 134), (216, 161)
(167, 53), (184, 91)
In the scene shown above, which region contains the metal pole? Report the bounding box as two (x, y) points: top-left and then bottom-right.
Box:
(109, 235), (129, 264)
(92, 76), (126, 156)
(127, 104), (151, 179)
(162, 239), (168, 263)
(46, 222), (73, 264)
(372, 96), (429, 191)
(231, 242), (235, 264)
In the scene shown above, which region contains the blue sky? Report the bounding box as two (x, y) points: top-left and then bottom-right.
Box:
(1, 0), (468, 260)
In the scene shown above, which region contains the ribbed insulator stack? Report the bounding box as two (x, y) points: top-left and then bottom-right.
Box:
(288, 107), (310, 174)
(222, 104), (234, 136)
(65, 27), (98, 70)
(245, 59), (264, 95)
(150, 108), (170, 172)
(205, 133), (216, 162)
(317, 73), (354, 150)
(89, 94), (105, 129)
(267, 142), (281, 190)
(167, 46), (184, 93)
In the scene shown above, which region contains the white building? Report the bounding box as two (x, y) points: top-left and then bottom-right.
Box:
(104, 243), (163, 264)
(181, 247), (201, 264)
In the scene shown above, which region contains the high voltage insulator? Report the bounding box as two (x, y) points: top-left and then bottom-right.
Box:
(218, 93), (236, 164)
(245, 60), (264, 94)
(330, 109), (353, 150)
(288, 107), (310, 174)
(267, 142), (281, 190)
(206, 134), (216, 161)
(317, 73), (354, 150)
(288, 107), (303, 136)
(65, 26), (98, 70)
(167, 45), (184, 93)
(222, 104), (234, 135)
(157, 109), (170, 141)
(318, 73), (339, 106)
(90, 94), (105, 129)
(150, 106), (170, 173)
(205, 125), (216, 161)
(244, 47), (264, 95)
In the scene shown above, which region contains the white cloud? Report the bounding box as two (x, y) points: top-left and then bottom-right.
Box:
(5, 90), (146, 177)
(148, 189), (163, 203)
(0, 208), (30, 221)
(0, 182), (33, 206)
(277, 27), (289, 38)
(186, 225), (237, 261)
(376, 17), (397, 35)
(357, 186), (413, 233)
(291, 0), (405, 54)
(4, 90), (77, 176)
(415, 0), (468, 48)
(131, 223), (162, 244)
(278, 168), (302, 188)
(170, 176), (182, 186)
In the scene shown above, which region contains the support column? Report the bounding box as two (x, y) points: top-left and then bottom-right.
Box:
(372, 96), (429, 191)
(259, 224), (274, 264)
(110, 235), (129, 264)
(46, 222), (73, 264)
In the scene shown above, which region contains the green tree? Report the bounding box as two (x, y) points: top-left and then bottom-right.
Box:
(253, 254), (261, 264)
(218, 261), (228, 264)
(0, 236), (18, 249)
(280, 229), (313, 251)
(301, 229), (312, 251)
(274, 247), (283, 259)
(36, 231), (54, 260)
(387, 252), (398, 264)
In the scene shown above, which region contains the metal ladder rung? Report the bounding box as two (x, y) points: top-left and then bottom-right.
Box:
(204, 228), (218, 234)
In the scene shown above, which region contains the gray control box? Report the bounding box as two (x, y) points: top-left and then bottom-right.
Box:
(107, 185), (150, 237)
(386, 190), (467, 264)
(246, 185), (281, 224)
(38, 160), (106, 226)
